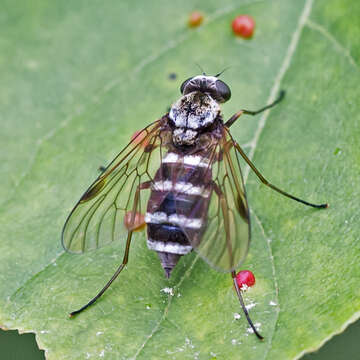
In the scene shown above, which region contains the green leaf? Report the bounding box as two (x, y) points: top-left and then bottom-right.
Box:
(1, 0), (359, 359)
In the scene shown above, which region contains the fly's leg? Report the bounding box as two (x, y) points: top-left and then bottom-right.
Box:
(224, 90), (327, 208)
(69, 181), (152, 317)
(212, 182), (263, 339)
(233, 142), (328, 208)
(225, 90), (285, 127)
(232, 271), (264, 340)
(212, 182), (234, 267)
(69, 231), (133, 317)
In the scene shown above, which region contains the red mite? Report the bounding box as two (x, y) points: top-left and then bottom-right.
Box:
(62, 71), (328, 340)
(236, 270), (255, 289)
(232, 15), (255, 38)
(188, 11), (204, 28)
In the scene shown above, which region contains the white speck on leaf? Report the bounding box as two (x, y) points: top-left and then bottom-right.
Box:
(99, 350), (105, 357)
(247, 322), (261, 334)
(161, 287), (174, 296)
(96, 331), (103, 336)
(185, 337), (195, 349)
(269, 300), (277, 306)
(166, 337), (195, 355)
(233, 312), (241, 320)
(245, 301), (257, 310)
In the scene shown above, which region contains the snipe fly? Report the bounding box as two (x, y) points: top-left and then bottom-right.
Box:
(62, 73), (328, 339)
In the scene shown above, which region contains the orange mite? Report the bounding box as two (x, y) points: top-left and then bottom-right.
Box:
(188, 11), (204, 28)
(124, 211), (146, 231)
(130, 130), (150, 148)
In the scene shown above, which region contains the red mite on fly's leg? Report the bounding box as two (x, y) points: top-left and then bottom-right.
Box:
(236, 270), (256, 289)
(62, 71), (328, 339)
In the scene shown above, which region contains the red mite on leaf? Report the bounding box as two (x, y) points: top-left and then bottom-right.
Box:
(235, 270), (255, 289)
(188, 11), (204, 28)
(232, 15), (255, 38)
(62, 70), (328, 340)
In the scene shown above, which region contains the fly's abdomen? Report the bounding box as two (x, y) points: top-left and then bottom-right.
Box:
(145, 152), (212, 277)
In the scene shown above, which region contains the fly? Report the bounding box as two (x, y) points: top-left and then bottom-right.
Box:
(62, 72), (328, 339)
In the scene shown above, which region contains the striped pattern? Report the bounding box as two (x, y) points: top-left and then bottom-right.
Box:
(162, 152), (210, 168)
(146, 151), (213, 257)
(147, 238), (193, 254)
(152, 180), (211, 197)
(145, 212), (203, 229)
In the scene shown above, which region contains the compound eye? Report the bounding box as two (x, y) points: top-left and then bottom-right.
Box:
(215, 80), (231, 102)
(180, 77), (193, 94)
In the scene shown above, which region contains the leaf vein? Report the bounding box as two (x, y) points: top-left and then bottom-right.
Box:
(252, 210), (280, 360)
(8, 251), (65, 302)
(131, 255), (200, 360)
(244, 0), (315, 182)
(306, 19), (358, 69)
(243, 0), (314, 358)
(1, 0), (266, 212)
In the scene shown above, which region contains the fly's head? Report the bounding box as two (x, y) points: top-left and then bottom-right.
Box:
(180, 75), (231, 103)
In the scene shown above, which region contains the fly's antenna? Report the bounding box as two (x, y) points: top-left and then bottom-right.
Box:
(195, 62), (206, 75)
(215, 66), (231, 77)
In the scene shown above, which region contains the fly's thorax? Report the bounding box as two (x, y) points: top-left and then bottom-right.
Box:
(169, 92), (220, 129)
(169, 92), (220, 147)
(172, 128), (198, 146)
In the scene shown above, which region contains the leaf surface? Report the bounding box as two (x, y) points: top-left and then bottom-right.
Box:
(0, 0), (359, 359)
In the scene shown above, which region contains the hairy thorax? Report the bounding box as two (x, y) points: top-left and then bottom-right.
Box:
(169, 92), (220, 146)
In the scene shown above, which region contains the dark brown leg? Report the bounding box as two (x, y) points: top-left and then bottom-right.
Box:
(212, 182), (262, 338)
(212, 182), (234, 267)
(225, 90), (285, 128)
(232, 271), (264, 340)
(233, 142), (328, 209)
(69, 181), (151, 317)
(69, 231), (133, 317)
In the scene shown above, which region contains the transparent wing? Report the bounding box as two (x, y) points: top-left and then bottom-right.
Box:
(62, 119), (165, 253)
(180, 127), (250, 272)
